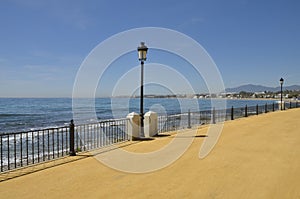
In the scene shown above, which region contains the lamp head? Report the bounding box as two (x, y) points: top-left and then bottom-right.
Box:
(280, 77), (284, 85)
(137, 42), (148, 61)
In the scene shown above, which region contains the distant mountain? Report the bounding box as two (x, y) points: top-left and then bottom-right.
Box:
(225, 84), (300, 93)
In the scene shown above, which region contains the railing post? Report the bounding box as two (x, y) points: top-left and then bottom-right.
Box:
(0, 136), (2, 172)
(187, 109), (191, 128)
(245, 105), (248, 117)
(8, 135), (10, 170)
(231, 106), (234, 120)
(14, 134), (16, 168)
(256, 104), (258, 115)
(212, 107), (216, 124)
(265, 103), (268, 113)
(69, 120), (76, 156)
(20, 133), (23, 167)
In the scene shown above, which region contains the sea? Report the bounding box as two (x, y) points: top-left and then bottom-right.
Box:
(0, 98), (277, 134)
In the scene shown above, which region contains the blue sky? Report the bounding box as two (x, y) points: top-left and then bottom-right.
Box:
(0, 0), (299, 97)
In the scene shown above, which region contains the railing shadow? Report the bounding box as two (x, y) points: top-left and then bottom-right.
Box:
(0, 154), (90, 182)
(154, 134), (171, 137)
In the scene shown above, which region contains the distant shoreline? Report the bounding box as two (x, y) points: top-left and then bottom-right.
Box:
(224, 97), (297, 102)
(130, 96), (296, 102)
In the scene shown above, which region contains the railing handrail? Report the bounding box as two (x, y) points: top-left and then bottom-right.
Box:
(0, 126), (70, 136)
(76, 118), (129, 127)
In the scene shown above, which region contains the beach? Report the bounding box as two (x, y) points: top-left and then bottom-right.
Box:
(0, 108), (300, 198)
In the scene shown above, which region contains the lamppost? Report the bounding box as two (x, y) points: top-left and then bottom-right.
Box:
(280, 77), (284, 110)
(137, 42), (148, 137)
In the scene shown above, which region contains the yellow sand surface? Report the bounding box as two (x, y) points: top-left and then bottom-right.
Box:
(1, 109), (300, 199)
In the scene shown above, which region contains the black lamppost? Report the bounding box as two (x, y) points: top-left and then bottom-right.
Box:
(137, 42), (148, 137)
(280, 77), (284, 110)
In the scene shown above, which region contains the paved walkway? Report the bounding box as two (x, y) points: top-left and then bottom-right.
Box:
(1, 109), (300, 198)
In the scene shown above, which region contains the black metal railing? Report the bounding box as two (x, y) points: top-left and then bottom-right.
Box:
(0, 127), (69, 172)
(74, 118), (129, 152)
(158, 101), (299, 133)
(0, 118), (129, 172)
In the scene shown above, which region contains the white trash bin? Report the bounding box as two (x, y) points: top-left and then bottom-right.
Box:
(144, 111), (158, 137)
(126, 112), (140, 140)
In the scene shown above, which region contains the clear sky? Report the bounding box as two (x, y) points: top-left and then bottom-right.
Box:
(0, 0), (299, 97)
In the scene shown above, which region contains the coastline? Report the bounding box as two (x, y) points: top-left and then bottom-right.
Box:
(220, 97), (297, 102)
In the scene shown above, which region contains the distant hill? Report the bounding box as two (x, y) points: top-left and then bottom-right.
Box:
(225, 84), (300, 93)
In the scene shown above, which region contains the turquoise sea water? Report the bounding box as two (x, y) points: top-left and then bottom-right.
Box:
(0, 98), (276, 133)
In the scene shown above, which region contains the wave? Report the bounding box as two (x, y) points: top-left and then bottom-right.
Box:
(0, 113), (41, 118)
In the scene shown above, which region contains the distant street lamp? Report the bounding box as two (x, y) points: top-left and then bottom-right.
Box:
(280, 77), (284, 110)
(137, 42), (148, 137)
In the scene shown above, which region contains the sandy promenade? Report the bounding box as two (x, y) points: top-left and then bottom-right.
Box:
(1, 109), (300, 198)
